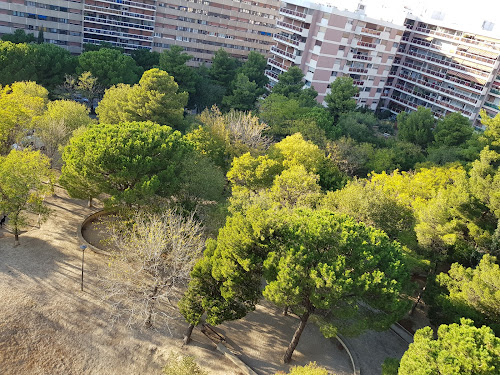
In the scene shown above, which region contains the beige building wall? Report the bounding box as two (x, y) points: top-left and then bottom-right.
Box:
(153, 0), (280, 65)
(0, 0), (84, 53)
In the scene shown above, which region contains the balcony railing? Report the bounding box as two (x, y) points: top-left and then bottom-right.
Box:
(279, 7), (307, 20)
(403, 37), (496, 66)
(398, 73), (478, 104)
(484, 102), (499, 110)
(276, 20), (303, 33)
(352, 80), (364, 86)
(411, 25), (500, 51)
(352, 54), (372, 61)
(404, 49), (489, 79)
(265, 70), (279, 80)
(98, 0), (156, 11)
(273, 33), (299, 46)
(361, 27), (381, 36)
(271, 46), (295, 60)
(490, 88), (500, 95)
(84, 16), (155, 31)
(267, 58), (288, 71)
(84, 4), (156, 21)
(357, 41), (376, 48)
(392, 83), (472, 115)
(349, 67), (369, 74)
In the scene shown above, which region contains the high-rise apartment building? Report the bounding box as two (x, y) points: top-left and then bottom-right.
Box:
(0, 0), (279, 63)
(153, 0), (279, 64)
(0, 0), (84, 53)
(267, 0), (405, 110)
(383, 15), (500, 125)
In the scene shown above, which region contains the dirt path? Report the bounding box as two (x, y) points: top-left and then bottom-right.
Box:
(0, 188), (352, 375)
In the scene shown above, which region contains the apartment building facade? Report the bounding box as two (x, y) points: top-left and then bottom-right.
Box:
(383, 15), (500, 125)
(267, 0), (405, 111)
(268, 0), (500, 124)
(0, 0), (279, 63)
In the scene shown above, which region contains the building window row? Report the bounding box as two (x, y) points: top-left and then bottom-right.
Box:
(11, 11), (68, 23)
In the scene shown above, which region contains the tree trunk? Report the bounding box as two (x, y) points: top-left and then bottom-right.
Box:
(88, 196), (93, 208)
(283, 310), (311, 363)
(144, 285), (159, 328)
(183, 324), (195, 345)
(14, 223), (19, 246)
(283, 306), (289, 316)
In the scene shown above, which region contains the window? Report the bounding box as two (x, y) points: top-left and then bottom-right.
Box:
(331, 71), (337, 77)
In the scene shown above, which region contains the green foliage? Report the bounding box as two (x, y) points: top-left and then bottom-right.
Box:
(130, 48), (160, 71)
(337, 111), (377, 143)
(381, 358), (400, 375)
(399, 319), (500, 375)
(77, 48), (142, 87)
(0, 41), (76, 89)
(259, 93), (304, 137)
(1, 29), (36, 43)
(0, 81), (48, 153)
(0, 149), (54, 242)
(209, 48), (238, 90)
(238, 51), (268, 93)
(222, 73), (260, 111)
(34, 100), (94, 163)
(430, 255), (500, 333)
(96, 69), (188, 129)
(433, 112), (473, 147)
(397, 107), (435, 148)
(163, 352), (207, 375)
(469, 147), (500, 219)
(324, 76), (359, 120)
(159, 46), (197, 97)
(60, 121), (222, 207)
(272, 66), (318, 107)
(480, 110), (500, 153)
(190, 64), (226, 111)
(187, 107), (270, 170)
(277, 362), (329, 375)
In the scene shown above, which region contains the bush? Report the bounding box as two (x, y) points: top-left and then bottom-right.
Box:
(163, 352), (207, 375)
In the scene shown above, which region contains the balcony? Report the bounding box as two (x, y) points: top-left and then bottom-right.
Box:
(276, 20), (303, 34)
(361, 27), (381, 36)
(484, 102), (499, 110)
(349, 67), (369, 74)
(267, 58), (288, 71)
(352, 54), (372, 61)
(98, 0), (156, 11)
(490, 88), (500, 96)
(357, 41), (376, 49)
(265, 70), (279, 82)
(397, 73), (478, 104)
(411, 25), (500, 52)
(84, 16), (155, 31)
(273, 33), (300, 47)
(403, 50), (489, 79)
(279, 7), (311, 22)
(352, 80), (364, 86)
(392, 83), (472, 116)
(83, 4), (156, 21)
(271, 45), (296, 62)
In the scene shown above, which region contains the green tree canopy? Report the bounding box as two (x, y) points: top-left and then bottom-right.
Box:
(396, 106), (435, 148)
(399, 319), (500, 375)
(1, 29), (36, 43)
(433, 112), (473, 147)
(0, 81), (48, 153)
(272, 66), (318, 107)
(0, 149), (54, 244)
(159, 46), (198, 98)
(221, 73), (260, 112)
(77, 48), (143, 87)
(209, 48), (238, 91)
(130, 48), (160, 71)
(60, 121), (222, 207)
(324, 76), (359, 120)
(238, 51), (268, 93)
(96, 68), (188, 128)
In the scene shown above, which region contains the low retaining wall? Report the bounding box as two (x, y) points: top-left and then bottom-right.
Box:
(77, 209), (113, 256)
(335, 334), (361, 375)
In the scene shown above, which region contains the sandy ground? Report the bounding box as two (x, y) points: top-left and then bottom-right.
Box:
(0, 187), (353, 375)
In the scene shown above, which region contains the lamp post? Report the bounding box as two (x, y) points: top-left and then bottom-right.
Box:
(80, 245), (87, 291)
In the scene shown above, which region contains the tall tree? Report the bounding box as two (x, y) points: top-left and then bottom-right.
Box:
(433, 112), (473, 147)
(159, 46), (197, 98)
(130, 48), (160, 71)
(238, 51), (268, 94)
(0, 81), (48, 153)
(396, 106), (435, 148)
(209, 48), (238, 91)
(96, 69), (188, 128)
(1, 29), (36, 43)
(0, 149), (54, 245)
(324, 76), (359, 121)
(399, 319), (500, 375)
(221, 73), (260, 111)
(77, 48), (143, 88)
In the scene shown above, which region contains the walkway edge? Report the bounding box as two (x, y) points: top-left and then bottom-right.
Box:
(335, 334), (361, 375)
(77, 209), (112, 256)
(216, 342), (259, 375)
